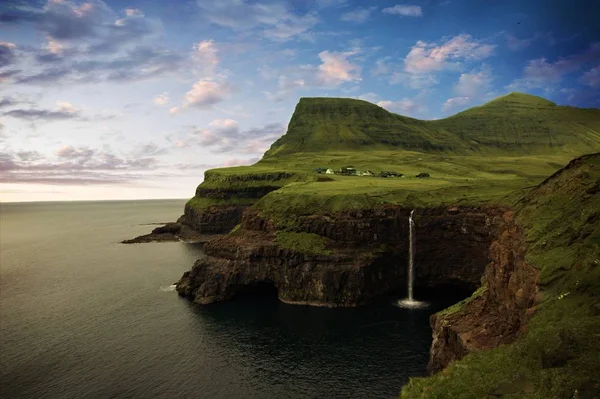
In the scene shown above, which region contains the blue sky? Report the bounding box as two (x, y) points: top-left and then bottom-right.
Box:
(0, 0), (598, 201)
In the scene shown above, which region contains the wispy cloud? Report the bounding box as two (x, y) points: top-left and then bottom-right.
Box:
(195, 0), (319, 41)
(382, 5), (423, 17)
(404, 34), (496, 74)
(340, 7), (376, 23)
(507, 42), (600, 90)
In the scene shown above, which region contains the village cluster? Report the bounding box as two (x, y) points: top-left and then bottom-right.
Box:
(315, 167), (430, 178)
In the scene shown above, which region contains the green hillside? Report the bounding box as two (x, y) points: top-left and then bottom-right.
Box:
(187, 93), (600, 219)
(264, 93), (600, 158)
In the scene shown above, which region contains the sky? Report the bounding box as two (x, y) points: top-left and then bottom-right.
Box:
(0, 0), (599, 202)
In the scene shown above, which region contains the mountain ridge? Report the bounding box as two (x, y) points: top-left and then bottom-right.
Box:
(263, 92), (600, 158)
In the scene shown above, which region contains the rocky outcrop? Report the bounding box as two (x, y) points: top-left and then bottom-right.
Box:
(176, 205), (506, 307)
(176, 231), (404, 307)
(427, 210), (539, 373)
(121, 222), (217, 244)
(178, 203), (248, 234)
(177, 172), (299, 234)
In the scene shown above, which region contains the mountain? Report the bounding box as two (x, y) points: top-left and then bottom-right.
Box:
(264, 93), (600, 158)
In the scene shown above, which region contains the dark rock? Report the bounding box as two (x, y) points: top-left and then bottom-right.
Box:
(121, 223), (219, 244)
(176, 205), (506, 307)
(427, 211), (540, 373)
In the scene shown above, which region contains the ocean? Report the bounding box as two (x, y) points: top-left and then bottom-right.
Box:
(1, 200), (463, 399)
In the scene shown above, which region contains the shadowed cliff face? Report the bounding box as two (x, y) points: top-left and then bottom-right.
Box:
(427, 210), (539, 373)
(179, 202), (248, 234)
(176, 205), (505, 307)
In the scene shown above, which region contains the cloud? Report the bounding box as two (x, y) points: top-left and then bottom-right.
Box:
(404, 34), (496, 74)
(2, 100), (116, 122)
(377, 99), (426, 115)
(209, 118), (239, 136)
(317, 49), (361, 85)
(56, 145), (94, 159)
(263, 13), (319, 42)
(371, 57), (391, 76)
(382, 5), (422, 17)
(442, 96), (471, 112)
(196, 0), (318, 41)
(172, 79), (231, 112)
(390, 72), (439, 89)
(134, 143), (169, 157)
(0, 145), (161, 185)
(223, 157), (259, 167)
(505, 33), (550, 51)
(357, 92), (428, 117)
(581, 66), (600, 88)
(507, 43), (600, 90)
(262, 47), (361, 100)
(173, 121), (285, 155)
(340, 7), (376, 23)
(1, 1), (180, 86)
(0, 95), (35, 109)
(3, 101), (82, 121)
(193, 39), (219, 75)
(153, 92), (170, 106)
(0, 41), (17, 67)
(263, 75), (306, 101)
(454, 66), (493, 97)
(16, 151), (44, 162)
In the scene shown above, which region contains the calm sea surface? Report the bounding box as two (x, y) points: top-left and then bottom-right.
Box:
(1, 200), (463, 399)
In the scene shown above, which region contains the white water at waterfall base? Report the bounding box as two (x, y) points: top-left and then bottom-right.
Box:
(396, 210), (429, 309)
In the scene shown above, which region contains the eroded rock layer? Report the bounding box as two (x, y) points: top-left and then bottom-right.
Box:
(176, 206), (505, 307)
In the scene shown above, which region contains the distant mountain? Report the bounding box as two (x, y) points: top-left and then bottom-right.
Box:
(264, 93), (600, 158)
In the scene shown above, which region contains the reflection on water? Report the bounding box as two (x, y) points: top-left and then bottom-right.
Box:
(1, 201), (467, 399)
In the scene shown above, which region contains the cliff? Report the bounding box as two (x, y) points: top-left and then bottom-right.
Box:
(402, 153), (600, 398)
(176, 206), (505, 306)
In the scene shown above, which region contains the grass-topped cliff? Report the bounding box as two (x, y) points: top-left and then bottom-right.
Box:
(184, 92), (600, 225)
(401, 153), (600, 398)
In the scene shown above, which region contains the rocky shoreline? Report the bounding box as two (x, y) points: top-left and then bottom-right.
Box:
(121, 222), (220, 244)
(174, 204), (505, 307)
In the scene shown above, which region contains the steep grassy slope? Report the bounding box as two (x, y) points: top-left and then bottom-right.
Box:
(401, 154), (600, 398)
(265, 93), (600, 158)
(263, 98), (466, 156)
(431, 93), (600, 155)
(186, 93), (600, 217)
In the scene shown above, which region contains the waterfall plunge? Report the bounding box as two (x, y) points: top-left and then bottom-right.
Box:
(408, 209), (415, 301)
(396, 210), (428, 309)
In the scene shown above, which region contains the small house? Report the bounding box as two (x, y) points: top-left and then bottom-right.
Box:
(362, 170), (374, 176)
(325, 168), (335, 175)
(341, 166), (357, 176)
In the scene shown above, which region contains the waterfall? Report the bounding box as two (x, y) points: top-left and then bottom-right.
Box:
(408, 209), (415, 301)
(396, 210), (427, 308)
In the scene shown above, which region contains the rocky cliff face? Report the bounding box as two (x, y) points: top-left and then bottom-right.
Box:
(177, 171), (300, 234)
(176, 205), (505, 307)
(178, 202), (248, 234)
(427, 210), (539, 373)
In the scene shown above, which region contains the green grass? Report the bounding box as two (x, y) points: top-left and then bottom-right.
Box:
(274, 231), (332, 255)
(264, 93), (600, 158)
(186, 93), (600, 218)
(185, 196), (255, 211)
(400, 154), (600, 399)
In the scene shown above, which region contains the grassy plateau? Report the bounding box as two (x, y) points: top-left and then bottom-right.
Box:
(188, 93), (600, 223)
